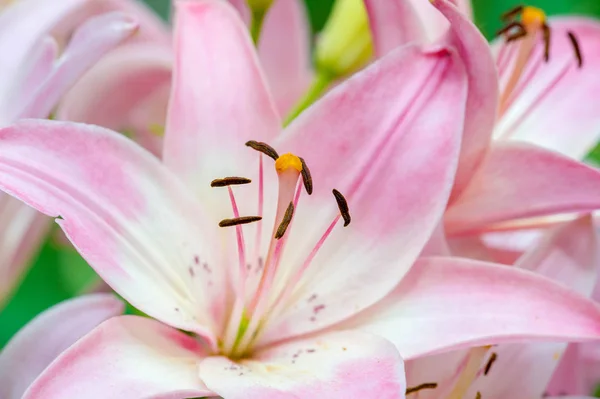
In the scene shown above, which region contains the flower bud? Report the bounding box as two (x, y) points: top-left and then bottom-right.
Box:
(315, 0), (373, 78)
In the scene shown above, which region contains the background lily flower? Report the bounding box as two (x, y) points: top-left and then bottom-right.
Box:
(0, 0), (140, 309)
(1, 1), (600, 398)
(0, 294), (124, 399)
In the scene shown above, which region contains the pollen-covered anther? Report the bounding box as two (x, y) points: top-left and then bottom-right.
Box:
(567, 31), (583, 68)
(299, 157), (313, 195)
(484, 352), (497, 375)
(405, 382), (438, 395)
(275, 202), (294, 239)
(332, 189), (351, 227)
(219, 216), (262, 227)
(210, 177), (252, 187)
(246, 140), (279, 160)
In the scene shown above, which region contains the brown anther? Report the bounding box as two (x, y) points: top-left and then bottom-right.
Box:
(275, 202), (294, 239)
(476, 392), (482, 399)
(484, 352), (497, 375)
(299, 157), (313, 195)
(501, 5), (524, 21)
(496, 21), (524, 37)
(219, 216), (262, 227)
(210, 177), (252, 187)
(245, 140), (279, 160)
(405, 382), (438, 395)
(332, 189), (351, 227)
(567, 31), (583, 68)
(506, 28), (528, 43)
(542, 23), (551, 62)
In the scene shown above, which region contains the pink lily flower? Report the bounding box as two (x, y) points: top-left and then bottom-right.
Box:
(0, 294), (124, 399)
(0, 0), (140, 308)
(2, 1), (600, 398)
(57, 0), (313, 153)
(365, 0), (600, 237)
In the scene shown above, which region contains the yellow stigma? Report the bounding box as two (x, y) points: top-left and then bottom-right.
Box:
(275, 153), (302, 173)
(521, 6), (546, 27)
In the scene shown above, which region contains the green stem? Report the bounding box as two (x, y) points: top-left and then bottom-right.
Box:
(283, 69), (334, 126)
(250, 7), (267, 45)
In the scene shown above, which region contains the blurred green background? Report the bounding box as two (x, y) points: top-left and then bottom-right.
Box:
(2, 0), (600, 347)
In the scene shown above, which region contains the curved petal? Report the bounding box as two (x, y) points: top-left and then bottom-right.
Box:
(259, 0), (313, 116)
(342, 256), (600, 360)
(364, 0), (427, 56)
(432, 0), (499, 198)
(494, 17), (600, 160)
(445, 142), (600, 235)
(0, 294), (124, 399)
(0, 196), (50, 309)
(22, 316), (213, 399)
(0, 119), (228, 346)
(464, 216), (600, 399)
(17, 12), (139, 120)
(407, 0), (472, 42)
(258, 44), (467, 344)
(163, 0), (281, 197)
(547, 343), (600, 396)
(56, 43), (172, 153)
(200, 331), (406, 399)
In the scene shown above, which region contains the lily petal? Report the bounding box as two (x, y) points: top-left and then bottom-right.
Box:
(465, 216), (600, 399)
(445, 142), (600, 235)
(494, 17), (600, 160)
(22, 316), (213, 399)
(364, 0), (427, 56)
(17, 12), (138, 120)
(56, 44), (172, 154)
(200, 331), (406, 399)
(259, 0), (313, 116)
(0, 294), (124, 399)
(342, 256), (600, 359)
(163, 0), (280, 197)
(431, 0), (499, 198)
(259, 44), (467, 344)
(0, 120), (227, 345)
(0, 196), (50, 309)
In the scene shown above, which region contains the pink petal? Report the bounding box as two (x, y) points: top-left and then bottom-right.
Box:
(17, 12), (139, 120)
(22, 316), (213, 399)
(56, 44), (172, 154)
(200, 331), (406, 399)
(364, 0), (427, 56)
(342, 256), (600, 360)
(0, 120), (227, 345)
(408, 0), (472, 42)
(163, 0), (280, 196)
(445, 142), (600, 235)
(0, 294), (123, 399)
(258, 44), (467, 344)
(464, 216), (600, 399)
(0, 195), (50, 309)
(431, 0), (499, 198)
(547, 343), (600, 396)
(259, 0), (313, 116)
(494, 17), (600, 160)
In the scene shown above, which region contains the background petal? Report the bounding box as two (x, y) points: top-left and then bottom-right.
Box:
(22, 316), (213, 399)
(0, 294), (123, 399)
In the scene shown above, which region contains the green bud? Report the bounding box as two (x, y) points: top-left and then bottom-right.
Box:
(315, 0), (373, 78)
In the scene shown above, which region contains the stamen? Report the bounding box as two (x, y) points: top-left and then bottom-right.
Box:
(210, 177), (252, 187)
(567, 31), (583, 68)
(506, 28), (527, 43)
(332, 189), (351, 227)
(299, 157), (313, 195)
(405, 382), (438, 395)
(542, 23), (551, 62)
(476, 392), (482, 399)
(219, 216), (262, 227)
(484, 352), (497, 375)
(501, 5), (523, 21)
(246, 140), (279, 160)
(275, 202), (294, 239)
(496, 21), (524, 37)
